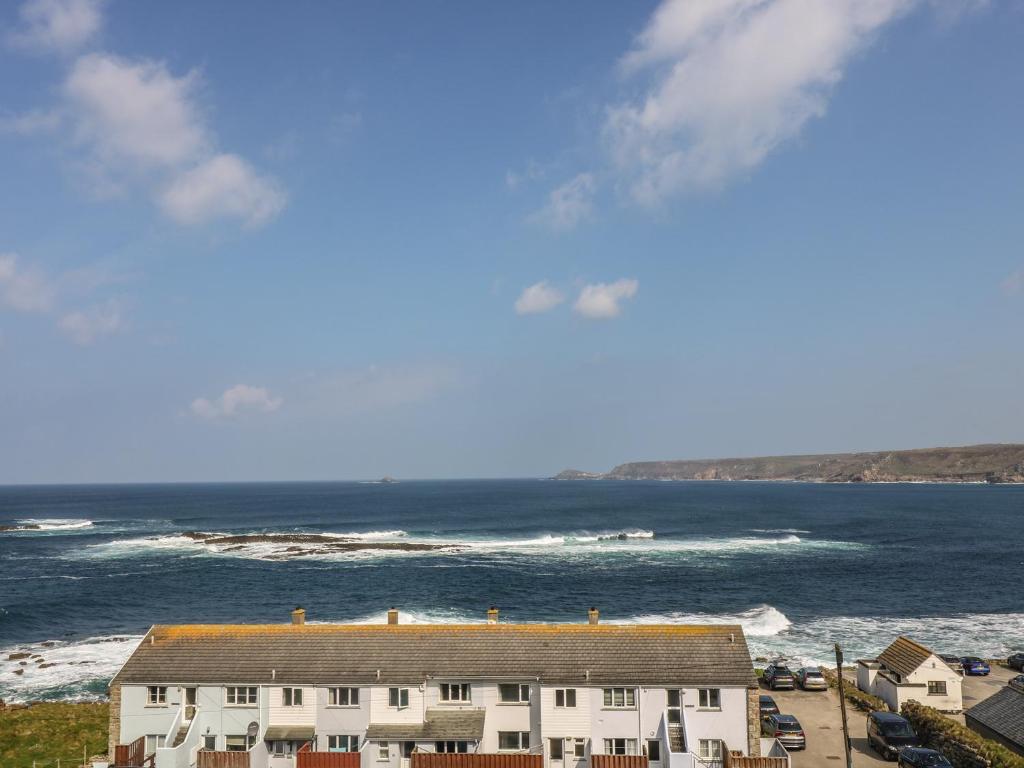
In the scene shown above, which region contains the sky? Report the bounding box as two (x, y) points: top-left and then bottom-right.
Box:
(0, 0), (1022, 483)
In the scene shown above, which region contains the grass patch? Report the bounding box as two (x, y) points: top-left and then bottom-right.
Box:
(0, 702), (109, 768)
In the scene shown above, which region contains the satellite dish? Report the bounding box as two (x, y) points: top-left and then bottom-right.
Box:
(247, 721), (260, 738)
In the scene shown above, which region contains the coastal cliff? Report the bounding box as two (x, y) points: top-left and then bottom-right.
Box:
(555, 443), (1024, 484)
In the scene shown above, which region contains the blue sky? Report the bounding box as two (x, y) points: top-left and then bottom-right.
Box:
(0, 0), (1022, 483)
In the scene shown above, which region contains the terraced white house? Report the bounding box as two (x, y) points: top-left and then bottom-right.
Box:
(107, 608), (787, 768)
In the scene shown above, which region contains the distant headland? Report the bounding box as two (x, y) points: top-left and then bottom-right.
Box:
(554, 443), (1024, 484)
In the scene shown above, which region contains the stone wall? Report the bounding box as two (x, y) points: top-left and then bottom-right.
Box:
(107, 681), (121, 760)
(746, 687), (761, 756)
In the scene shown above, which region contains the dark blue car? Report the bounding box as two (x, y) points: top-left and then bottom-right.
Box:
(960, 656), (991, 675)
(898, 747), (953, 767)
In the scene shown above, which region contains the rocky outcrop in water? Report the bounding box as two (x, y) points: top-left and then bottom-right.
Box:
(181, 531), (460, 559)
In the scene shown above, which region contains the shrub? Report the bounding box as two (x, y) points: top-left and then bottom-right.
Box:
(819, 666), (890, 712)
(902, 700), (1024, 768)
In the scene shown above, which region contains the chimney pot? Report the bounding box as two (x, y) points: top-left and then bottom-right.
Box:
(487, 606), (499, 624)
(291, 607), (306, 625)
(387, 607), (399, 625)
(588, 607), (599, 625)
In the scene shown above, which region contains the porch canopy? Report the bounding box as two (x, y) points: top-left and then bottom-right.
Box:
(365, 708), (485, 741)
(265, 726), (316, 740)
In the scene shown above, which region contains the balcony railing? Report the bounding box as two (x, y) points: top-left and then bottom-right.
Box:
(114, 736), (154, 768)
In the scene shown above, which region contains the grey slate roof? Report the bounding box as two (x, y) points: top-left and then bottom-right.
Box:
(966, 684), (1024, 748)
(878, 636), (934, 678)
(365, 709), (487, 740)
(112, 623), (756, 688)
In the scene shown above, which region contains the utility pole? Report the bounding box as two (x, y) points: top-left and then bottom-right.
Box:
(835, 643), (853, 768)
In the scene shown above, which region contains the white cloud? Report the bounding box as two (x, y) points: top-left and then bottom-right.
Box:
(0, 109), (62, 135)
(191, 384), (283, 421)
(505, 159), (544, 190)
(65, 53), (207, 170)
(58, 298), (122, 344)
(514, 281), (565, 315)
(159, 153), (286, 227)
(8, 0), (103, 54)
(606, 0), (918, 204)
(0, 253), (56, 313)
(531, 172), (596, 231)
(574, 278), (639, 319)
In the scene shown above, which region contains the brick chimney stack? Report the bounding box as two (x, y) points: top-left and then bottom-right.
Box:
(487, 606), (499, 624)
(588, 607), (599, 625)
(387, 607), (399, 625)
(291, 607), (306, 625)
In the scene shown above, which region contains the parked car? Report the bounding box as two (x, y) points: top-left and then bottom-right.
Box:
(867, 711), (920, 760)
(1010, 674), (1024, 687)
(795, 666), (828, 691)
(939, 654), (964, 674)
(759, 694), (780, 719)
(960, 656), (991, 676)
(897, 747), (953, 767)
(763, 663), (795, 690)
(762, 713), (806, 751)
(1007, 653), (1024, 671)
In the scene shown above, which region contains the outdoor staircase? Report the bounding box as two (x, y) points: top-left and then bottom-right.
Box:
(667, 725), (685, 753)
(171, 725), (189, 748)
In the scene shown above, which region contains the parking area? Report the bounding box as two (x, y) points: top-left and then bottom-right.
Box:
(762, 683), (888, 767)
(950, 664), (1018, 725)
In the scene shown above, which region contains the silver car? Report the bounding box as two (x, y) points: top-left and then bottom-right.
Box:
(763, 714), (806, 750)
(795, 666), (828, 691)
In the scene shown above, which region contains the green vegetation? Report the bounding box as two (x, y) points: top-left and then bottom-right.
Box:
(0, 702), (108, 768)
(902, 700), (1024, 768)
(819, 666), (890, 712)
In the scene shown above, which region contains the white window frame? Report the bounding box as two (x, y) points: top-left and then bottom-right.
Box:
(225, 686), (258, 706)
(602, 688), (636, 709)
(646, 740), (661, 763)
(434, 741), (470, 754)
(549, 738), (564, 761)
(928, 680), (947, 696)
(146, 686), (167, 706)
(698, 740), (723, 760)
(389, 687), (410, 709)
(378, 742), (390, 761)
(144, 735), (166, 754)
(439, 682), (471, 703)
(603, 739), (637, 756)
(328, 735), (360, 753)
(329, 687), (360, 707)
(498, 683), (531, 704)
(498, 732), (531, 751)
(572, 739), (586, 759)
(554, 688), (577, 708)
(225, 735), (254, 752)
(282, 687), (303, 707)
(697, 688), (721, 710)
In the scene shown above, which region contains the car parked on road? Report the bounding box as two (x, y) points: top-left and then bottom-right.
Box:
(897, 747), (953, 767)
(763, 663), (795, 690)
(867, 711), (920, 760)
(939, 654), (964, 674)
(960, 656), (991, 676)
(759, 694), (780, 719)
(795, 666), (828, 691)
(1010, 674), (1024, 687)
(1007, 653), (1024, 671)
(762, 713), (806, 751)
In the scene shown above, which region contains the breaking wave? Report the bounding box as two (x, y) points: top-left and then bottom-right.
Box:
(1, 518), (94, 533)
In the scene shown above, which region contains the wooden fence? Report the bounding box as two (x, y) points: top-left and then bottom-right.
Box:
(113, 736), (149, 767)
(196, 751), (251, 768)
(723, 752), (789, 768)
(412, 754), (543, 768)
(590, 756), (649, 768)
(296, 749), (361, 768)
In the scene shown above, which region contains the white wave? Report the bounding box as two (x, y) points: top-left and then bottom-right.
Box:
(749, 528), (811, 534)
(0, 634), (143, 703)
(621, 605), (793, 637)
(5, 518), (94, 533)
(323, 530), (408, 540)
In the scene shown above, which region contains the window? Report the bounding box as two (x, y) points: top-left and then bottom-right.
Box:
(378, 742), (390, 761)
(698, 740), (723, 760)
(272, 742), (298, 757)
(329, 736), (359, 753)
(550, 739), (564, 761)
(203, 736), (217, 751)
(555, 689), (577, 708)
(646, 741), (661, 762)
(282, 687), (303, 706)
(144, 735), (166, 754)
(389, 687), (410, 709)
(146, 686), (167, 705)
(928, 681), (947, 696)
(435, 742), (469, 754)
(572, 739), (586, 759)
(697, 688), (721, 710)
(225, 735), (252, 752)
(602, 688), (636, 708)
(603, 739), (638, 756)
(667, 690), (681, 724)
(499, 683), (531, 703)
(498, 732), (531, 751)
(225, 686), (258, 706)
(329, 687), (360, 706)
(440, 682), (471, 703)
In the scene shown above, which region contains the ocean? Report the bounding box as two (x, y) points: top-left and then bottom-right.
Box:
(1, 479), (1022, 703)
